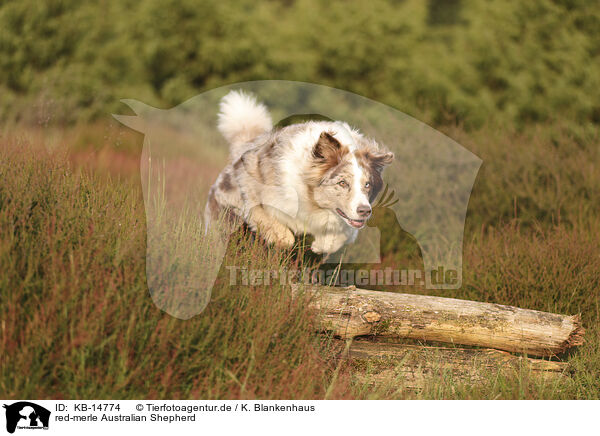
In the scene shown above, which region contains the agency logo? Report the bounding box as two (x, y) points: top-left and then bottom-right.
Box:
(114, 80), (481, 319)
(2, 402), (50, 434)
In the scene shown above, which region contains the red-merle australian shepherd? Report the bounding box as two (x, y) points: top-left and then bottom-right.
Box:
(205, 90), (394, 254)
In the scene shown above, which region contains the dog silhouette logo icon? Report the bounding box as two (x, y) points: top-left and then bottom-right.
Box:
(3, 402), (50, 434)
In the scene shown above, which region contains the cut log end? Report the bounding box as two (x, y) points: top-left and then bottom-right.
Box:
(560, 314), (585, 352)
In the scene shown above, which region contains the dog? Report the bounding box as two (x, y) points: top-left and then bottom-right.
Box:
(205, 90), (394, 254)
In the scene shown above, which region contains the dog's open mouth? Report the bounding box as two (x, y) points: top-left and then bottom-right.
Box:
(336, 208), (366, 229)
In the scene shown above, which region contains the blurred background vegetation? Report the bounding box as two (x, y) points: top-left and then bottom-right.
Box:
(1, 0), (599, 136)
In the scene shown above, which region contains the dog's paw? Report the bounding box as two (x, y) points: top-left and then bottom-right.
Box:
(311, 235), (346, 254)
(310, 240), (324, 254)
(263, 225), (295, 249)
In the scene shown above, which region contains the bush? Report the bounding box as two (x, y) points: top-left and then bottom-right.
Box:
(0, 0), (598, 133)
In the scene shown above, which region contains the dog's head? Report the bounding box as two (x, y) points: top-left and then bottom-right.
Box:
(306, 127), (394, 229)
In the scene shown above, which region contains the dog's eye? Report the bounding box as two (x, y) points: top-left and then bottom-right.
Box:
(365, 182), (371, 189)
(338, 180), (348, 188)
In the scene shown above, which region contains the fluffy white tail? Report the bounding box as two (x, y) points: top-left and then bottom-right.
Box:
(217, 90), (273, 159)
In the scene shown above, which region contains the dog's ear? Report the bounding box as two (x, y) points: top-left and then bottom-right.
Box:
(373, 151), (394, 171)
(305, 132), (349, 185)
(312, 132), (344, 164)
(365, 150), (394, 172)
(355, 147), (394, 201)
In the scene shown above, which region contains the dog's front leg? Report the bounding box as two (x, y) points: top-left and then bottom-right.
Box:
(247, 206), (295, 248)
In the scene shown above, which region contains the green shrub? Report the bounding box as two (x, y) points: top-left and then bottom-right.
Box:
(0, 0), (598, 133)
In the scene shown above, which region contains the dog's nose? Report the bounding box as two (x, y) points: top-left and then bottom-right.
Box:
(356, 205), (371, 217)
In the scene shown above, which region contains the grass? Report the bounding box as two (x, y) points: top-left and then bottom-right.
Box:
(0, 121), (599, 399)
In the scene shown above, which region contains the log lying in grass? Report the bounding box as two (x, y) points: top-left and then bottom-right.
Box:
(344, 340), (570, 389)
(294, 285), (584, 357)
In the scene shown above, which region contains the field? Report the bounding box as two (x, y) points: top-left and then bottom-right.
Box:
(1, 119), (598, 400)
(0, 0), (599, 400)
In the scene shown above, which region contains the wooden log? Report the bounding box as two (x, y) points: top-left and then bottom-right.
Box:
(344, 340), (570, 389)
(294, 285), (584, 357)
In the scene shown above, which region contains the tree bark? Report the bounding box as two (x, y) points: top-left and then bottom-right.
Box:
(344, 340), (570, 389)
(295, 285), (584, 357)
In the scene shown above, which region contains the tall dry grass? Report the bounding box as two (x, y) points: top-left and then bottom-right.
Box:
(1, 122), (599, 399)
